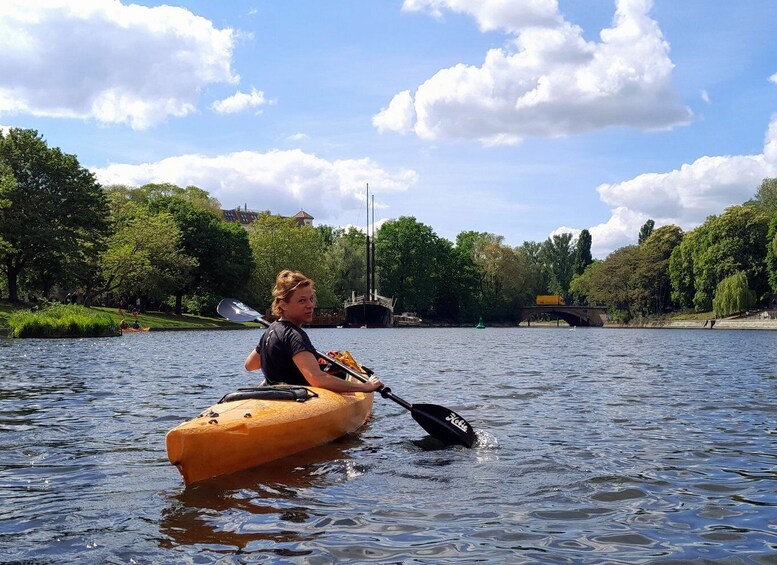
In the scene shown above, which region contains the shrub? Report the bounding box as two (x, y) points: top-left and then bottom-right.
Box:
(8, 303), (119, 338)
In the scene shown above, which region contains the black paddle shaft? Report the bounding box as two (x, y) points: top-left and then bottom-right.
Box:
(217, 298), (476, 447)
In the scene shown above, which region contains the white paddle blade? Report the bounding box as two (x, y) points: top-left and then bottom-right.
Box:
(217, 298), (264, 323)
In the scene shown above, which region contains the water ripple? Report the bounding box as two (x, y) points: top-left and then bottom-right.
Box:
(2, 328), (777, 562)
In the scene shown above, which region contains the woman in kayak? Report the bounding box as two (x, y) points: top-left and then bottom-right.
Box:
(244, 270), (383, 393)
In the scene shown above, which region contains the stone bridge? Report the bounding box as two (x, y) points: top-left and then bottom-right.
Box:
(518, 305), (607, 327)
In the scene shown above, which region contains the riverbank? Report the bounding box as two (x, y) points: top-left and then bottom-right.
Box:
(2, 301), (776, 334)
(606, 318), (777, 330)
(0, 301), (258, 336)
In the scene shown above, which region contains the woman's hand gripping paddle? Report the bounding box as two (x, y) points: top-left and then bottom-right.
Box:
(217, 298), (476, 448)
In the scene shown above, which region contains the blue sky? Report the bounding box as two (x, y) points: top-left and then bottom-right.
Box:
(2, 0), (776, 257)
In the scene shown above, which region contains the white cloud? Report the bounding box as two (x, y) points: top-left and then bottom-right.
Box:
(377, 0), (691, 144)
(91, 149), (417, 219)
(581, 116), (777, 258)
(286, 133), (310, 142)
(372, 90), (415, 134)
(211, 88), (269, 114)
(403, 0), (561, 31)
(0, 0), (238, 129)
(549, 226), (582, 241)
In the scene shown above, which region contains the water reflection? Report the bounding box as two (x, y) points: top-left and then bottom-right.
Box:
(159, 438), (365, 557)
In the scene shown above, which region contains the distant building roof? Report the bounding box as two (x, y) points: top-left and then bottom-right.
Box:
(221, 208), (314, 227)
(222, 208), (259, 225)
(293, 210), (314, 226)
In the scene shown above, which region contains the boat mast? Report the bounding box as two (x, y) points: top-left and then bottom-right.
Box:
(371, 192), (376, 299)
(365, 183), (371, 301)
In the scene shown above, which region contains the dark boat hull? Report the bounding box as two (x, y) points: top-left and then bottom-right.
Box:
(344, 302), (393, 328)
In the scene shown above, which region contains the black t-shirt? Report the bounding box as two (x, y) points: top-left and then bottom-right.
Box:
(256, 320), (316, 385)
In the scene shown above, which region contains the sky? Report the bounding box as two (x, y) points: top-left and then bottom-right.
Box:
(1, 0), (776, 258)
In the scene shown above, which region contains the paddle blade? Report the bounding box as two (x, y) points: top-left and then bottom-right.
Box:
(217, 298), (264, 323)
(411, 403), (476, 448)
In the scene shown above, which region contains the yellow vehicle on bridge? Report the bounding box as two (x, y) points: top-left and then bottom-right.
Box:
(536, 295), (565, 306)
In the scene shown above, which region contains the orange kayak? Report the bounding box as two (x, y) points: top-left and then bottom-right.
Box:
(166, 383), (373, 486)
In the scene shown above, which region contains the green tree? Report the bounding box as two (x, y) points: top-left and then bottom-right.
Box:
(139, 182), (223, 215)
(638, 219), (655, 244)
(573, 229), (593, 277)
(375, 217), (443, 315)
(540, 233), (575, 297)
(325, 227), (366, 302)
(519, 240), (550, 298)
(579, 246), (644, 321)
(248, 213), (333, 310)
(450, 231), (488, 321)
(100, 205), (197, 302)
(669, 226), (702, 308)
(477, 240), (514, 319)
(0, 163), (13, 257)
(767, 215), (777, 294)
(712, 271), (755, 317)
(751, 178), (777, 211)
(633, 225), (683, 313)
(149, 195), (252, 314)
(430, 235), (466, 320)
(453, 231), (501, 319)
(449, 231), (539, 321)
(569, 259), (602, 305)
(670, 205), (770, 311)
(316, 224), (341, 248)
(0, 129), (108, 301)
(213, 221), (254, 295)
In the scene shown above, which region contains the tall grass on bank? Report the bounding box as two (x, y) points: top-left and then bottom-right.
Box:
(8, 304), (120, 338)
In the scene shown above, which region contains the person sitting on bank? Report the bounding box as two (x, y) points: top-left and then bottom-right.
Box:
(244, 270), (383, 393)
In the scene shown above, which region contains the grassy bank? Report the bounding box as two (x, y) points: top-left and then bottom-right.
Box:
(0, 300), (258, 336)
(8, 303), (119, 338)
(92, 306), (258, 330)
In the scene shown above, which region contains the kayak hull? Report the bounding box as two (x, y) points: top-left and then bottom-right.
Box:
(166, 386), (373, 486)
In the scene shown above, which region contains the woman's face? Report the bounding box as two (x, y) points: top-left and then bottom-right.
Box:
(280, 285), (316, 326)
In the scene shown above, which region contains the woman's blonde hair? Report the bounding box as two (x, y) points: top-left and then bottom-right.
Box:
(271, 270), (315, 317)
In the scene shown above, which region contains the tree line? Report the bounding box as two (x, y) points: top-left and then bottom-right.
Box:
(2, 128), (776, 322)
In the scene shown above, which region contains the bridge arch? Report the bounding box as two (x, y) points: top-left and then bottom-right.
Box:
(518, 306), (606, 327)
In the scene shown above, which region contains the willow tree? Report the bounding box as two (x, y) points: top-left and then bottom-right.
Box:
(712, 271), (755, 317)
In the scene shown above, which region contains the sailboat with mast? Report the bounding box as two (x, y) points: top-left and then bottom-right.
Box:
(343, 184), (395, 328)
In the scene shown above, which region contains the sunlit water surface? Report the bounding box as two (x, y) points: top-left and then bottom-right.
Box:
(1, 327), (776, 563)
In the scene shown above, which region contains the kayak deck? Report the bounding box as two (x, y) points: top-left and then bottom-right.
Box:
(166, 385), (373, 486)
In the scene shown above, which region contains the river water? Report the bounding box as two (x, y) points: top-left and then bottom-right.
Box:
(1, 327), (776, 564)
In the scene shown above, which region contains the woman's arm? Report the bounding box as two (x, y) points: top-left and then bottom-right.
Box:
(293, 351), (382, 393)
(244, 349), (261, 371)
